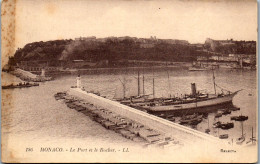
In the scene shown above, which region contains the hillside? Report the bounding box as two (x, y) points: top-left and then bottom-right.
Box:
(11, 37), (202, 65)
(9, 37), (256, 68)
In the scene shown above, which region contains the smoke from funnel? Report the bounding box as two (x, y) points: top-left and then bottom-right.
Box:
(59, 40), (81, 60)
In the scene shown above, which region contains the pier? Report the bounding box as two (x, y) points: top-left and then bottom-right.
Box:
(68, 88), (228, 146)
(11, 68), (52, 82)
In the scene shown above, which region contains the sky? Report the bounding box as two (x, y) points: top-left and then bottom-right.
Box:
(15, 0), (257, 49)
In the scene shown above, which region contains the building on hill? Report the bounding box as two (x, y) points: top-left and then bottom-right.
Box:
(161, 39), (189, 45)
(75, 36), (96, 41)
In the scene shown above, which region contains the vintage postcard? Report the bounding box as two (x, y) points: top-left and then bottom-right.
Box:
(1, 0), (258, 163)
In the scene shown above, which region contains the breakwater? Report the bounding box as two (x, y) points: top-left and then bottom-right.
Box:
(10, 69), (52, 82)
(66, 88), (227, 146)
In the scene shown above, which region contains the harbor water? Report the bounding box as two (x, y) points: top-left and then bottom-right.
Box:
(2, 67), (257, 147)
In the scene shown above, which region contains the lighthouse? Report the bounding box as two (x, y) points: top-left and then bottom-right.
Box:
(76, 74), (81, 88)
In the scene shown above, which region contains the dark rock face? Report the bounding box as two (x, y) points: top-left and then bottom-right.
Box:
(11, 37), (256, 68)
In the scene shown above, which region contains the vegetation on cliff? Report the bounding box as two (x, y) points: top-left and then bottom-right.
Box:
(10, 37), (256, 67)
(11, 38), (202, 65)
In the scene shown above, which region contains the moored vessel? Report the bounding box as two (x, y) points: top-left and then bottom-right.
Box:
(179, 113), (203, 125)
(138, 70), (241, 112)
(114, 69), (241, 113)
(231, 115), (248, 121)
(219, 134), (228, 139)
(2, 82), (39, 89)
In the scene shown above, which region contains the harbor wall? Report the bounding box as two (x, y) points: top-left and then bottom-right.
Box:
(15, 68), (38, 78)
(10, 68), (52, 82)
(69, 88), (227, 145)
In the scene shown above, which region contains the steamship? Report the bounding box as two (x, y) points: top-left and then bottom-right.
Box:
(141, 87), (240, 112)
(114, 70), (241, 112)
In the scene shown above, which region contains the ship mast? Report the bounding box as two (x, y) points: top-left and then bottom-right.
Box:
(252, 127), (254, 143)
(212, 69), (217, 95)
(166, 61), (171, 97)
(118, 77), (126, 99)
(208, 116), (210, 129)
(241, 121), (244, 137)
(142, 67), (145, 96)
(152, 67), (155, 98)
(121, 67), (128, 99)
(123, 77), (126, 98)
(252, 127), (253, 141)
(138, 70), (140, 96)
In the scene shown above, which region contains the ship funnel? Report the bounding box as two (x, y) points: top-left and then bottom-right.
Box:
(191, 83), (196, 96)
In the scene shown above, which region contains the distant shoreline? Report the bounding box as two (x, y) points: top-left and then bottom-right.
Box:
(68, 64), (191, 71)
(29, 64), (192, 75)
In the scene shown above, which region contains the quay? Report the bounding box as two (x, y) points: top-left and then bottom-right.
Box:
(67, 87), (228, 146)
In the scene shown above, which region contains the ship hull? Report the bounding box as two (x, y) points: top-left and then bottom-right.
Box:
(145, 91), (239, 112)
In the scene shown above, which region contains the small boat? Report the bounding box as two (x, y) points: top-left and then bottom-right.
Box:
(230, 107), (240, 111)
(220, 122), (234, 130)
(179, 114), (203, 125)
(205, 129), (210, 134)
(215, 112), (222, 118)
(54, 92), (67, 100)
(2, 82), (39, 89)
(231, 115), (248, 121)
(222, 109), (231, 115)
(213, 121), (222, 128)
(219, 134), (229, 139)
(189, 118), (203, 125)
